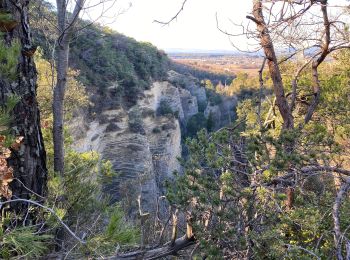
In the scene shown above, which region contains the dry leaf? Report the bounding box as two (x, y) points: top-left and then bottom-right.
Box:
(11, 136), (24, 151)
(0, 134), (21, 199)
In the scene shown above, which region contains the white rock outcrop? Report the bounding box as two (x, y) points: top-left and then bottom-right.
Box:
(74, 81), (183, 215)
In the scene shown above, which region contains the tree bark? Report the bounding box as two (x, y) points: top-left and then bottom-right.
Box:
(53, 40), (69, 173)
(0, 1), (47, 205)
(249, 0), (294, 129)
(53, 0), (85, 174)
(332, 178), (350, 260)
(304, 0), (330, 124)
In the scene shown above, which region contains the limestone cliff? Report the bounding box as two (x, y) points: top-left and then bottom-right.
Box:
(74, 74), (237, 217)
(204, 96), (238, 130)
(74, 81), (183, 215)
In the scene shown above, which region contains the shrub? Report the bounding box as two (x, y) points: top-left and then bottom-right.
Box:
(106, 122), (121, 132)
(152, 127), (161, 133)
(129, 120), (145, 135)
(41, 131), (140, 257)
(141, 107), (155, 118)
(186, 113), (207, 137)
(157, 100), (173, 116)
(207, 111), (215, 131)
(198, 101), (207, 113)
(98, 114), (109, 124)
(0, 13), (13, 22)
(206, 89), (222, 106)
(0, 226), (52, 259)
(128, 107), (145, 135)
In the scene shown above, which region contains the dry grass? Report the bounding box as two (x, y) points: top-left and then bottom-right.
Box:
(171, 54), (263, 77)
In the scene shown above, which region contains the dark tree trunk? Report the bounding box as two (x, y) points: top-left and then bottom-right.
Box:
(0, 0), (47, 205)
(249, 0), (296, 210)
(250, 0), (294, 130)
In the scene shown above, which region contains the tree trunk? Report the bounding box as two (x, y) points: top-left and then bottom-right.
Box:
(250, 0), (294, 129)
(53, 0), (84, 174)
(304, 0), (330, 124)
(0, 1), (47, 205)
(249, 0), (296, 210)
(53, 40), (69, 174)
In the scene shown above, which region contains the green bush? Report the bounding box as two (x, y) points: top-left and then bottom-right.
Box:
(206, 111), (215, 131)
(186, 113), (208, 137)
(41, 126), (140, 257)
(157, 100), (173, 116)
(0, 226), (52, 259)
(206, 89), (222, 106)
(0, 13), (13, 22)
(128, 107), (145, 135)
(198, 101), (207, 113)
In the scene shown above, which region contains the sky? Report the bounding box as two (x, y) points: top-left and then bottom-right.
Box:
(58, 0), (349, 53)
(88, 0), (253, 52)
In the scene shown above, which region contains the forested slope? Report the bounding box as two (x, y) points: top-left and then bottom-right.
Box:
(1, 0), (350, 259)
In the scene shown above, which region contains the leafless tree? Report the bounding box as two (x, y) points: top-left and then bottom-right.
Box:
(53, 0), (85, 174)
(227, 0), (350, 130)
(151, 1), (350, 258)
(52, 0), (119, 174)
(227, 1), (350, 258)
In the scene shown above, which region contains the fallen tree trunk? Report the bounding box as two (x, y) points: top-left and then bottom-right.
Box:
(109, 235), (196, 260)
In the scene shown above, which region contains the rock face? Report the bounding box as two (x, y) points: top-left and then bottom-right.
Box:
(145, 81), (185, 120)
(168, 70), (207, 106)
(205, 96), (238, 130)
(180, 88), (198, 122)
(74, 74), (237, 217)
(74, 81), (183, 216)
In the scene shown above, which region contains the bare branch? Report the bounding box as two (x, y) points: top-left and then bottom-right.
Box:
(332, 178), (350, 260)
(154, 0), (188, 25)
(258, 57), (267, 128)
(110, 235), (195, 259)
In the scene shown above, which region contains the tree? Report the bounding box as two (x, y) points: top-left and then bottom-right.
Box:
(53, 0), (86, 174)
(245, 4), (350, 256)
(0, 0), (47, 205)
(151, 1), (350, 258)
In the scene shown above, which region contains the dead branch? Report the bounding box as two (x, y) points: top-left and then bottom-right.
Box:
(154, 0), (188, 25)
(304, 0), (330, 124)
(332, 178), (350, 260)
(258, 57), (267, 128)
(109, 235), (195, 260)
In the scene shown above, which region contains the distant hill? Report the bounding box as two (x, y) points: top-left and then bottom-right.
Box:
(165, 48), (240, 55)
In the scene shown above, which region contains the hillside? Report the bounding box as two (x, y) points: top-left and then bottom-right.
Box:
(30, 2), (233, 111)
(2, 0), (350, 259)
(30, 0), (237, 226)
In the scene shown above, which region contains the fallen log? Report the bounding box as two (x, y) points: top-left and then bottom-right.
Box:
(108, 235), (196, 260)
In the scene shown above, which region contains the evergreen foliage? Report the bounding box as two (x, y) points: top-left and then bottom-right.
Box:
(157, 100), (175, 117)
(0, 226), (52, 259)
(3, 1), (350, 258)
(186, 113), (208, 137)
(0, 55), (139, 259)
(168, 50), (350, 258)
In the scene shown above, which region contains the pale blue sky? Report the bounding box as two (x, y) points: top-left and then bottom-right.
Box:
(53, 0), (349, 52)
(86, 0), (253, 51)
